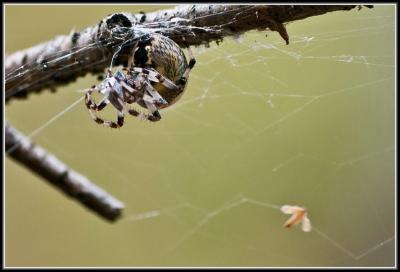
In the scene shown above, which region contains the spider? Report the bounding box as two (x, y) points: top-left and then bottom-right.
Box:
(85, 33), (196, 128)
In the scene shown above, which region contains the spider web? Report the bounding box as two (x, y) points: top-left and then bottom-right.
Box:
(5, 5), (396, 267)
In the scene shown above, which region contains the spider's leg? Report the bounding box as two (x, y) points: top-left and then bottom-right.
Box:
(97, 97), (110, 111)
(85, 85), (101, 110)
(126, 106), (140, 118)
(120, 80), (136, 94)
(124, 71), (167, 105)
(104, 89), (126, 128)
(107, 69), (113, 78)
(143, 82), (168, 106)
(124, 99), (160, 122)
(108, 89), (126, 112)
(117, 111), (125, 127)
(88, 107), (122, 129)
(122, 88), (136, 104)
(132, 67), (179, 91)
(177, 48), (196, 88)
(89, 89), (126, 129)
(143, 95), (162, 122)
(85, 85), (110, 111)
(89, 110), (124, 129)
(186, 45), (196, 69)
(126, 93), (162, 122)
(85, 85), (114, 126)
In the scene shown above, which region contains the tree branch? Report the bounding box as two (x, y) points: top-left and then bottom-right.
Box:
(5, 4), (372, 102)
(5, 123), (124, 222)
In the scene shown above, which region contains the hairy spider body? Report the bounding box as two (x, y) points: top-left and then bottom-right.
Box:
(85, 33), (196, 128)
(131, 33), (194, 109)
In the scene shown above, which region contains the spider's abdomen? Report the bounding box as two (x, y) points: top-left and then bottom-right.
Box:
(132, 34), (189, 106)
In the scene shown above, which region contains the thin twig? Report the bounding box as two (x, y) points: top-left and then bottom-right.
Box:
(5, 4), (372, 102)
(5, 123), (124, 222)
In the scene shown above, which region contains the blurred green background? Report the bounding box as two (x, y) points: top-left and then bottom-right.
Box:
(5, 5), (395, 267)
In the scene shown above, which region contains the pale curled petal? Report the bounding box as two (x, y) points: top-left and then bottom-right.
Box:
(301, 215), (312, 232)
(281, 205), (295, 214)
(280, 205), (303, 214)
